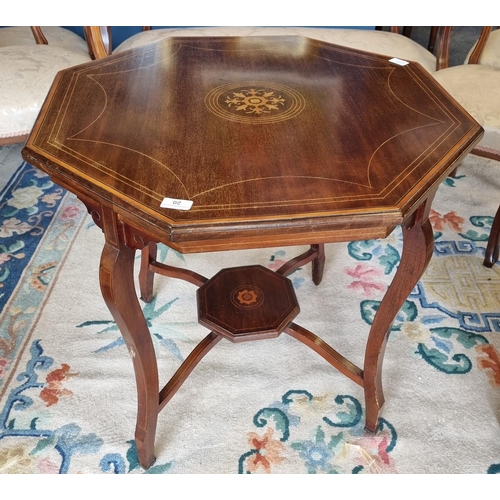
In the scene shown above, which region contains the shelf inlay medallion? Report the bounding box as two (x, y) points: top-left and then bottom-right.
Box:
(231, 285), (264, 308)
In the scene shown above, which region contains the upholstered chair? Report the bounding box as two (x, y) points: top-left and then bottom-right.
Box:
(85, 26), (449, 74)
(0, 27), (93, 146)
(432, 27), (500, 267)
(433, 27), (500, 163)
(0, 26), (90, 53)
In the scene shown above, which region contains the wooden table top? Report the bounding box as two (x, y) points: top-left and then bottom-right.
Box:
(23, 35), (482, 252)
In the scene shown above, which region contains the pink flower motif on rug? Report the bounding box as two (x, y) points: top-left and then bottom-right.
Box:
(0, 357), (10, 379)
(40, 363), (78, 406)
(344, 264), (387, 297)
(429, 209), (464, 232)
(60, 203), (83, 220)
(37, 456), (61, 474)
(476, 344), (500, 386)
(246, 428), (286, 473)
(348, 434), (398, 473)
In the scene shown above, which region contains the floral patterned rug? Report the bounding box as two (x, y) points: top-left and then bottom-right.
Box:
(1, 144), (499, 474)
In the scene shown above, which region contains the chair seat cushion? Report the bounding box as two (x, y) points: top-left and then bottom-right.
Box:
(114, 27), (438, 74)
(0, 26), (90, 55)
(434, 64), (500, 151)
(465, 29), (500, 67)
(0, 45), (91, 139)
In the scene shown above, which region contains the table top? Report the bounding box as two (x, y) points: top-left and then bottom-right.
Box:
(23, 35), (483, 252)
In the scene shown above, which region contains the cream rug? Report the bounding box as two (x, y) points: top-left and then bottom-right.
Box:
(0, 144), (499, 474)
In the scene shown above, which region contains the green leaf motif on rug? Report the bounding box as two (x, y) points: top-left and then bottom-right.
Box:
(443, 174), (465, 187)
(347, 240), (374, 261)
(322, 395), (362, 428)
(347, 240), (400, 275)
(487, 463), (500, 474)
(417, 345), (472, 374)
(459, 230), (490, 242)
(76, 296), (186, 361)
(98, 441), (173, 474)
(253, 408), (290, 441)
(459, 215), (494, 242)
(378, 245), (400, 274)
(416, 327), (488, 374)
(30, 435), (57, 455)
(360, 299), (418, 330)
(431, 327), (488, 349)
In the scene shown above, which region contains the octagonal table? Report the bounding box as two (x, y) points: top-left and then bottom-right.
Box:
(22, 35), (483, 469)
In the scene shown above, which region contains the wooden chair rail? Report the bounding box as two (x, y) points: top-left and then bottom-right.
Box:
(30, 26), (48, 44)
(84, 26), (112, 59)
(468, 26), (494, 64)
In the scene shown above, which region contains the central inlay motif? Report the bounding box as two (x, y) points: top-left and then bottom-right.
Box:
(231, 285), (264, 308)
(225, 88), (285, 115)
(205, 81), (306, 124)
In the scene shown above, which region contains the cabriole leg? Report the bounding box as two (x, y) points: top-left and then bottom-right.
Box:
(363, 205), (434, 431)
(100, 240), (159, 469)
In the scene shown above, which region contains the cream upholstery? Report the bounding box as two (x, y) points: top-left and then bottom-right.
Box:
(0, 27), (92, 143)
(465, 28), (500, 67)
(0, 26), (90, 55)
(0, 45), (91, 140)
(112, 27), (439, 74)
(434, 64), (500, 153)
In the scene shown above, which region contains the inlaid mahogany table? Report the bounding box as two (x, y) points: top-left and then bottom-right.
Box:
(22, 35), (483, 469)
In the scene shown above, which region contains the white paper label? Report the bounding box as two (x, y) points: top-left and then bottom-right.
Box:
(160, 197), (193, 210)
(389, 57), (409, 66)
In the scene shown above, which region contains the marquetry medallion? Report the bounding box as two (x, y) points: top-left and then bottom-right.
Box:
(231, 285), (264, 309)
(197, 265), (300, 341)
(205, 82), (306, 124)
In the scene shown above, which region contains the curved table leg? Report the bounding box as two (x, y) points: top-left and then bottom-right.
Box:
(363, 206), (434, 432)
(484, 204), (500, 268)
(140, 242), (157, 302)
(311, 243), (325, 285)
(100, 240), (159, 469)
(276, 244), (325, 285)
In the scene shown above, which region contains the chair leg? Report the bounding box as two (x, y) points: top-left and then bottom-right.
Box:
(484, 204), (500, 268)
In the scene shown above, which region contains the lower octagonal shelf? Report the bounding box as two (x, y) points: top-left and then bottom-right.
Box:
(197, 265), (300, 342)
